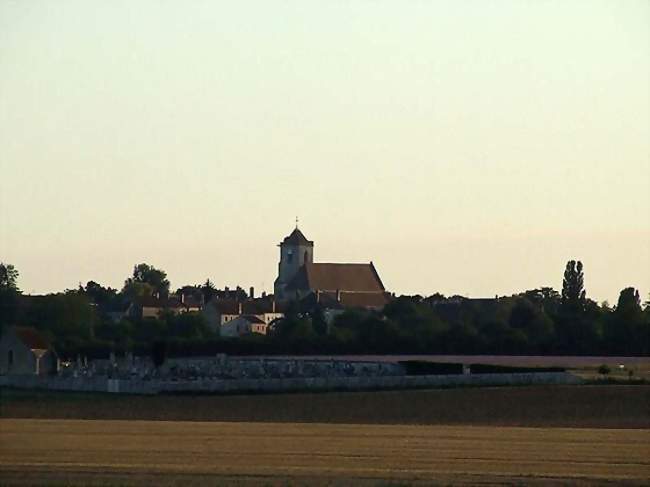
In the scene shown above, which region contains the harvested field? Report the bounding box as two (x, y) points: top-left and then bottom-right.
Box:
(1, 419), (649, 486)
(2, 385), (649, 428)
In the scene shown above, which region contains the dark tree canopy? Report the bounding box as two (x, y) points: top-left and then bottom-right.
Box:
(0, 263), (19, 291)
(562, 260), (586, 311)
(201, 279), (216, 303)
(616, 287), (641, 313)
(81, 281), (117, 307)
(1, 258), (647, 358)
(123, 263), (170, 297)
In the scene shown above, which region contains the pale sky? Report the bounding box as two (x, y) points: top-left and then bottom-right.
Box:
(1, 1), (648, 304)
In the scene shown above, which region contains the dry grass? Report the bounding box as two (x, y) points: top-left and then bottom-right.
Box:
(1, 419), (649, 486)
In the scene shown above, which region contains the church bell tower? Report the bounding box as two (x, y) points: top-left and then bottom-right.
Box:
(273, 223), (314, 301)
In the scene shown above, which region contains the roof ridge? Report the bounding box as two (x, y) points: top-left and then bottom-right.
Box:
(369, 261), (386, 291)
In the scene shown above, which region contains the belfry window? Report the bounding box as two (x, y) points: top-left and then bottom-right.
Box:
(287, 250), (293, 263)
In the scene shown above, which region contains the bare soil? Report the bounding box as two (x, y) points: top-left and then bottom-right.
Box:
(2, 385), (649, 428)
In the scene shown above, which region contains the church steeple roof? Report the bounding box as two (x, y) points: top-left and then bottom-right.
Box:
(281, 227), (313, 246)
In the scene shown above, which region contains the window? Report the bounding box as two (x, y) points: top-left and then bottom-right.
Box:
(8, 350), (14, 367)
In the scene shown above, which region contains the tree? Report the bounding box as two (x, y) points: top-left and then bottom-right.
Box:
(0, 263), (19, 291)
(617, 287), (641, 313)
(509, 298), (555, 351)
(0, 263), (21, 333)
(597, 364), (610, 377)
(557, 261), (599, 353)
(201, 279), (216, 303)
(167, 312), (214, 340)
(20, 292), (97, 354)
(123, 264), (170, 298)
(561, 260), (586, 311)
(310, 305), (328, 336)
(522, 287), (561, 318)
(604, 287), (648, 355)
(95, 319), (134, 351)
(81, 281), (117, 307)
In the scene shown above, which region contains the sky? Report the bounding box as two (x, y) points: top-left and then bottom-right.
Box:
(1, 1), (648, 304)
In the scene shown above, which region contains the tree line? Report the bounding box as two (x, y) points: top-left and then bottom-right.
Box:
(0, 260), (648, 358)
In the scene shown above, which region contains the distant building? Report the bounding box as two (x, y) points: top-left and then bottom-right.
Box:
(220, 315), (268, 337)
(127, 293), (201, 320)
(174, 293), (203, 313)
(273, 226), (390, 309)
(202, 299), (244, 331)
(300, 289), (392, 324)
(0, 326), (58, 376)
(202, 297), (284, 335)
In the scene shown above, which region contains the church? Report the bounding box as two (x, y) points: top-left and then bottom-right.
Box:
(273, 226), (391, 309)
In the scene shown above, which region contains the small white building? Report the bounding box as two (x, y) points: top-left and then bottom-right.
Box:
(0, 326), (58, 376)
(203, 298), (284, 335)
(220, 315), (269, 337)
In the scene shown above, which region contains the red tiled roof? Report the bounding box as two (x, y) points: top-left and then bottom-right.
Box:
(13, 326), (50, 350)
(207, 298), (285, 315)
(339, 291), (392, 308)
(207, 299), (240, 314)
(287, 262), (385, 293)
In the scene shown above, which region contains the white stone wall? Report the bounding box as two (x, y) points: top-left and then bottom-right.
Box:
(0, 371), (582, 395)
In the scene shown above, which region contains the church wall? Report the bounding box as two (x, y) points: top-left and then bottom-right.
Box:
(275, 241), (313, 301)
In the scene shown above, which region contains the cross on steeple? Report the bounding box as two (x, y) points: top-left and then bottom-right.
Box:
(295, 216), (299, 229)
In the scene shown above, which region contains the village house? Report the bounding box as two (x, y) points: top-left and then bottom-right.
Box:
(202, 299), (243, 330)
(202, 297), (284, 335)
(0, 326), (58, 376)
(220, 315), (268, 337)
(126, 293), (202, 320)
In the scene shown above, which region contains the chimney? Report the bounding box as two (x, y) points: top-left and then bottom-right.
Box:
(250, 286), (255, 299)
(262, 291), (267, 298)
